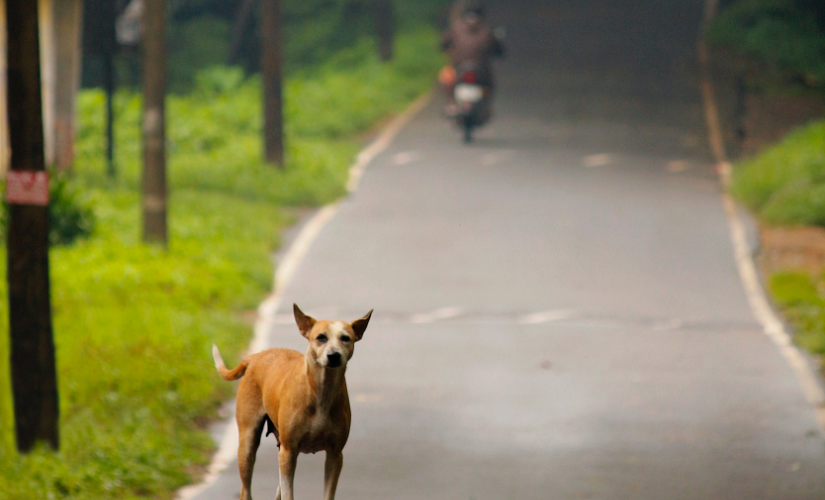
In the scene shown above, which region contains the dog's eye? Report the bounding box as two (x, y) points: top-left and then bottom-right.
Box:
(341, 335), (351, 343)
(316, 334), (328, 343)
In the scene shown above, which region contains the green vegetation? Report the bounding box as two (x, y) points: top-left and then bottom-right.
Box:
(152, 0), (447, 92)
(730, 120), (825, 370)
(769, 272), (825, 357)
(706, 0), (825, 91)
(0, 28), (441, 499)
(730, 120), (825, 226)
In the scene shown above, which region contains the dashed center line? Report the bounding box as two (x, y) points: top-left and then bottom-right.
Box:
(392, 150), (419, 165)
(582, 153), (614, 168)
(410, 306), (464, 324)
(518, 310), (575, 324)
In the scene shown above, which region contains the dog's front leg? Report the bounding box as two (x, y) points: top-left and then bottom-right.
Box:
(323, 452), (343, 500)
(277, 448), (297, 500)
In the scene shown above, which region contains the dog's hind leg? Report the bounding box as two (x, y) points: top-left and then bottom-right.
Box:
(237, 413), (266, 500)
(323, 451), (343, 500)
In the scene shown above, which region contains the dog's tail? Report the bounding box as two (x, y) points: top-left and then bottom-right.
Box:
(212, 344), (249, 381)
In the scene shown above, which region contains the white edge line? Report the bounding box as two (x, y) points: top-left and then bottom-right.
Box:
(699, 0), (825, 430)
(176, 91), (434, 500)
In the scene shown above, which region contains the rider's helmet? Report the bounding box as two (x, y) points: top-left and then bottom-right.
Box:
(462, 0), (485, 20)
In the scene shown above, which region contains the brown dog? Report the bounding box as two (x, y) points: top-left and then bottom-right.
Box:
(212, 304), (372, 500)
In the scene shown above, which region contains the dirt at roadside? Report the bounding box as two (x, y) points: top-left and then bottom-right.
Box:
(760, 226), (825, 276)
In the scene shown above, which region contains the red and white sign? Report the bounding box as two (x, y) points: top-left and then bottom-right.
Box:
(6, 171), (49, 206)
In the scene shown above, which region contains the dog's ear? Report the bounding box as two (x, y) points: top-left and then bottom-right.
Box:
(350, 309), (373, 341)
(294, 303), (316, 338)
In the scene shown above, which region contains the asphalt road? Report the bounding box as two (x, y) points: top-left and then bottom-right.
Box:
(194, 0), (825, 498)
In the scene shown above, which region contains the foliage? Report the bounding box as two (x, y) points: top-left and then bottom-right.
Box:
(90, 0), (450, 92)
(730, 120), (825, 226)
(76, 30), (441, 205)
(168, 16), (231, 94)
(706, 0), (825, 89)
(48, 176), (97, 246)
(0, 27), (440, 499)
(769, 272), (825, 357)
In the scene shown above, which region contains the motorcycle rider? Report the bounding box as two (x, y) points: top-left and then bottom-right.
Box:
(439, 0), (504, 120)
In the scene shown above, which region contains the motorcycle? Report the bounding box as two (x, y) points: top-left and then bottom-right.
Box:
(453, 62), (491, 143)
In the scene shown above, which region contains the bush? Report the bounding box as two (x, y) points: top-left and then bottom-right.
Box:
(731, 120), (825, 225)
(48, 176), (96, 246)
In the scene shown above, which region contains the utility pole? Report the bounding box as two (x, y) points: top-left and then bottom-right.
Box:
(5, 0), (59, 452)
(142, 0), (167, 245)
(260, 0), (284, 167)
(375, 0), (393, 62)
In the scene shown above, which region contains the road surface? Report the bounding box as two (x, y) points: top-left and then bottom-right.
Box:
(194, 0), (825, 498)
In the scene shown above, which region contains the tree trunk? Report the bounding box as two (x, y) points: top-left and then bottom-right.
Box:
(142, 0), (167, 245)
(5, 0), (59, 453)
(260, 0), (284, 167)
(53, 0), (83, 172)
(227, 0), (255, 66)
(375, 0), (393, 62)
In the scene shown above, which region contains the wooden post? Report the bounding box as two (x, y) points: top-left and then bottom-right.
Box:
(142, 0), (167, 245)
(260, 0), (284, 167)
(53, 0), (83, 172)
(5, 0), (60, 452)
(375, 0), (393, 62)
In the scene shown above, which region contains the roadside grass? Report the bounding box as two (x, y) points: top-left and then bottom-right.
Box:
(769, 272), (825, 358)
(730, 119), (825, 368)
(0, 28), (441, 499)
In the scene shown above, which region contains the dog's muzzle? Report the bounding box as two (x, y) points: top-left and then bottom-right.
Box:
(326, 352), (343, 367)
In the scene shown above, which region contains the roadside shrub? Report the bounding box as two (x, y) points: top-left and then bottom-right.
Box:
(731, 120), (825, 225)
(48, 176), (96, 246)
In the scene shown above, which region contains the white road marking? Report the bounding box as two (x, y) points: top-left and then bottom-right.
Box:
(652, 318), (683, 331)
(518, 310), (575, 324)
(666, 160), (690, 173)
(354, 393), (382, 403)
(699, 0), (825, 430)
(410, 306), (464, 324)
(480, 150), (515, 166)
(582, 153), (614, 168)
(176, 91), (434, 500)
(392, 150), (419, 165)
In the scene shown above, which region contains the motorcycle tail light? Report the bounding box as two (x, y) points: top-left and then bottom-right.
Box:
(462, 71), (478, 84)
